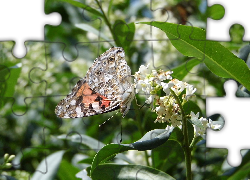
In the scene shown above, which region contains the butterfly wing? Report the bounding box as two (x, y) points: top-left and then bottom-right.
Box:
(55, 47), (133, 118)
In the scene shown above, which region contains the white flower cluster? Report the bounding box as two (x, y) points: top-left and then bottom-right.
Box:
(134, 64), (222, 138)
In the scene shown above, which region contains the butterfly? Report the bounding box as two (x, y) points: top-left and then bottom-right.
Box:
(55, 47), (134, 118)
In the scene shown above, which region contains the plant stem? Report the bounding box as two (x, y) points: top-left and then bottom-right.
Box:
(132, 100), (150, 166)
(171, 90), (192, 180)
(95, 0), (116, 42)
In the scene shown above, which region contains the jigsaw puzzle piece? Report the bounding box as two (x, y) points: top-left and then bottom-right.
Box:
(44, 1), (106, 62)
(207, 0), (250, 41)
(0, 42), (50, 117)
(0, 0), (61, 59)
(206, 80), (250, 167)
(0, 44), (21, 110)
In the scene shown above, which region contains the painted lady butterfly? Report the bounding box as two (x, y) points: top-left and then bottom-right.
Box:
(55, 47), (134, 118)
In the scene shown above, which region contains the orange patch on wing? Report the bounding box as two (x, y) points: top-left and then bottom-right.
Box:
(76, 82), (111, 107)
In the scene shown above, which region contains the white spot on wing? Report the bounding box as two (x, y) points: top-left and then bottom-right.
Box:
(120, 52), (125, 57)
(76, 107), (83, 117)
(70, 100), (76, 105)
(92, 102), (100, 110)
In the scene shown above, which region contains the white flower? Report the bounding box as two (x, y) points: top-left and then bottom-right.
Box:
(170, 115), (182, 127)
(161, 82), (174, 95)
(190, 111), (199, 121)
(152, 69), (158, 76)
(155, 105), (166, 116)
(185, 84), (196, 100)
(145, 95), (155, 104)
(138, 64), (150, 76)
(134, 64), (199, 130)
(194, 125), (206, 138)
(199, 117), (208, 127)
(158, 70), (173, 81)
(191, 112), (209, 138)
(171, 79), (185, 95)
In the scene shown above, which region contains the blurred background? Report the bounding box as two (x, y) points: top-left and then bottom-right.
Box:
(0, 0), (248, 179)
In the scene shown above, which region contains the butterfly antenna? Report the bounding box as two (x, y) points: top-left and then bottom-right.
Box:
(99, 111), (119, 127)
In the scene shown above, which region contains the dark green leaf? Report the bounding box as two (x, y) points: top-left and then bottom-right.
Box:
(57, 159), (80, 180)
(113, 20), (135, 52)
(172, 58), (202, 80)
(91, 164), (175, 180)
(183, 101), (202, 116)
(139, 22), (250, 91)
(152, 140), (184, 171)
(169, 127), (184, 145)
(129, 128), (174, 151)
(91, 129), (174, 176)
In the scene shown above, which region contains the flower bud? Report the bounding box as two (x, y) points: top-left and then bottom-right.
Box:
(8, 155), (15, 161)
(4, 154), (9, 161)
(5, 163), (12, 169)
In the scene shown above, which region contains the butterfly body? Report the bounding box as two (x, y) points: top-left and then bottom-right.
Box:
(55, 47), (134, 118)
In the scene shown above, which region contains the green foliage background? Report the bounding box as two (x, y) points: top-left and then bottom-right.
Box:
(1, 0), (250, 179)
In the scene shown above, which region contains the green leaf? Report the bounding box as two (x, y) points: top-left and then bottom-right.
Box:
(0, 64), (21, 110)
(90, 128), (173, 176)
(31, 151), (65, 180)
(208, 4), (225, 20)
(58, 0), (103, 17)
(0, 64), (21, 97)
(78, 157), (94, 164)
(152, 140), (184, 171)
(139, 22), (250, 91)
(169, 127), (184, 145)
(91, 164), (175, 180)
(129, 128), (174, 151)
(113, 20), (135, 53)
(183, 101), (202, 116)
(171, 58), (202, 80)
(57, 159), (80, 180)
(91, 144), (131, 175)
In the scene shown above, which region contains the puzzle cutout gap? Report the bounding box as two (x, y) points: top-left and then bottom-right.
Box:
(206, 80), (250, 167)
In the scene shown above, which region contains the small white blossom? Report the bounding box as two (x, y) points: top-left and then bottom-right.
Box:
(170, 79), (185, 95)
(185, 84), (196, 100)
(145, 95), (155, 104)
(190, 111), (199, 121)
(134, 63), (198, 130)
